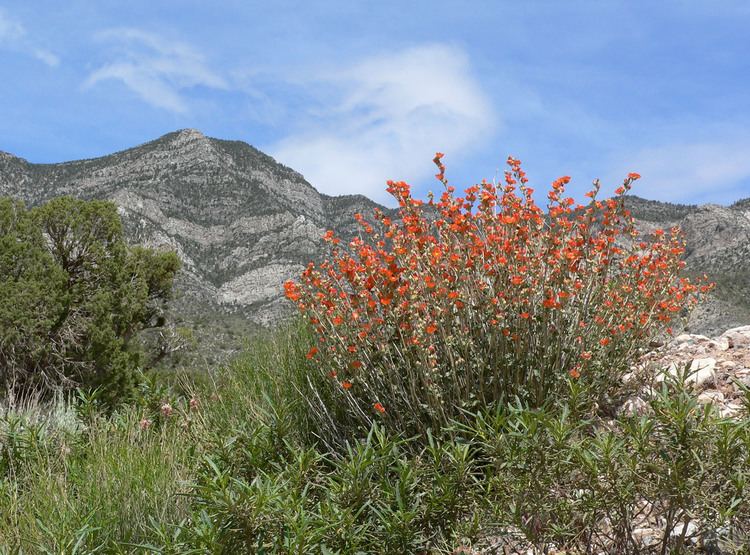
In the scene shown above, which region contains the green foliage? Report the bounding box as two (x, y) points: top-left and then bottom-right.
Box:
(0, 196), (180, 405)
(1, 326), (749, 554)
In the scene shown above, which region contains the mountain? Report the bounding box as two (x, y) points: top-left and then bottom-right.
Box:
(1, 129), (748, 349)
(0, 129), (389, 328)
(624, 196), (750, 336)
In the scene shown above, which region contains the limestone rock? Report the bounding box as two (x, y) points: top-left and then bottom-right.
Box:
(632, 329), (750, 422)
(688, 358), (717, 387)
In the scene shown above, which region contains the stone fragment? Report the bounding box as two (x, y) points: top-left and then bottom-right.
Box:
(670, 520), (699, 542)
(687, 358), (717, 387)
(618, 396), (650, 416)
(697, 390), (724, 404)
(632, 527), (659, 547)
(720, 325), (750, 348)
(734, 369), (750, 387)
(709, 337), (730, 351)
(655, 362), (680, 382)
(720, 403), (745, 418)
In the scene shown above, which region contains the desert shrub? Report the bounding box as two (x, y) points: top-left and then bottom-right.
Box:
(0, 197), (180, 406)
(285, 155), (711, 442)
(460, 374), (750, 554)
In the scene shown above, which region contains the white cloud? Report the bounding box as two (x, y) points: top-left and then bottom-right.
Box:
(84, 28), (227, 113)
(610, 139), (750, 204)
(0, 8), (59, 66)
(269, 44), (496, 204)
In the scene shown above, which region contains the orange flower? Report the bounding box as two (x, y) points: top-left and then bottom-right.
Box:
(306, 346), (318, 359)
(627, 172), (641, 180)
(341, 381), (353, 390)
(425, 324), (438, 334)
(373, 402), (386, 414)
(283, 280), (301, 302)
(599, 337), (610, 346)
(569, 366), (581, 379)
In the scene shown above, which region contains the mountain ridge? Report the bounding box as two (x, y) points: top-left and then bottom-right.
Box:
(1, 129), (748, 344)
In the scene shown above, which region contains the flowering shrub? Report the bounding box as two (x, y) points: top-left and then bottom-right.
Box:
(285, 155), (711, 437)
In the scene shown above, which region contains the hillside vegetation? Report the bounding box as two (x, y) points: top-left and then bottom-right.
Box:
(1, 158), (750, 553)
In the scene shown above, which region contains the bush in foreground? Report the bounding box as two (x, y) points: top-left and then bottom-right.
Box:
(1, 335), (748, 554)
(285, 156), (711, 442)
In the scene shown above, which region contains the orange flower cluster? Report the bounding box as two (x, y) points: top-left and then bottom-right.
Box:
(285, 155), (711, 430)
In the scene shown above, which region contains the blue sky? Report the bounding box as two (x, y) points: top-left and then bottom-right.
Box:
(1, 1), (749, 206)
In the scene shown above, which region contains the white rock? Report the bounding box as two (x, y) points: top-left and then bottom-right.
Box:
(674, 333), (696, 344)
(720, 325), (750, 348)
(697, 390), (724, 404)
(670, 520), (699, 540)
(709, 337), (730, 351)
(619, 396), (650, 416)
(655, 362), (680, 382)
(732, 371), (750, 389)
(720, 403), (745, 418)
(674, 333), (711, 344)
(687, 358), (717, 387)
(632, 527), (660, 547)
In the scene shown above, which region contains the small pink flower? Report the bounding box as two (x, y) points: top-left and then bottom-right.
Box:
(189, 397), (199, 411)
(160, 403), (173, 417)
(139, 418), (152, 430)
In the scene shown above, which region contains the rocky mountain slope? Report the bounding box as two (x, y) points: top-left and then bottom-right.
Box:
(624, 196), (750, 335)
(0, 129), (389, 331)
(0, 129), (748, 344)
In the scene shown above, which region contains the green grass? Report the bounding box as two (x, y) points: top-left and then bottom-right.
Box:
(1, 324), (749, 554)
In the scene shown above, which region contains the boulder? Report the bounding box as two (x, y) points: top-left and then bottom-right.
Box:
(720, 325), (750, 349)
(687, 358), (717, 387)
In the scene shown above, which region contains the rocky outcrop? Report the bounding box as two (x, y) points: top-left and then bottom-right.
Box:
(625, 196), (750, 336)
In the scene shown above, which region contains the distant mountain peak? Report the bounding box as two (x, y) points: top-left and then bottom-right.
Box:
(0, 130), (393, 328)
(175, 128), (205, 139)
(165, 128), (209, 146)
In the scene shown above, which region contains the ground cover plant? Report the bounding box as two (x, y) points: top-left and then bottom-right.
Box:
(1, 325), (748, 554)
(2, 156), (747, 554)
